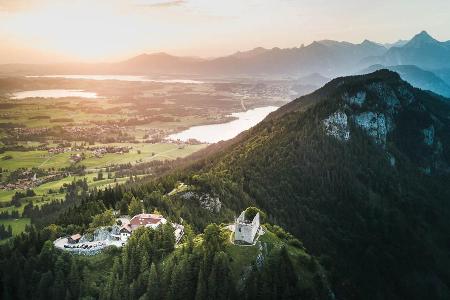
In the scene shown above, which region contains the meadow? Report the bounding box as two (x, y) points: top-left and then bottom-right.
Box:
(1, 143), (206, 171)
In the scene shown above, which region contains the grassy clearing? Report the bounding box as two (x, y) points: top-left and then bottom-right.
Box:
(0, 151), (72, 171)
(0, 218), (30, 236)
(225, 238), (259, 281)
(82, 143), (206, 169)
(0, 98), (125, 128)
(223, 225), (316, 285)
(0, 190), (16, 203)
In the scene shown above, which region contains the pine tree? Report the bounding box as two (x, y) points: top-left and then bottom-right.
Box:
(128, 197), (143, 217)
(38, 241), (55, 270)
(194, 264), (207, 300)
(147, 263), (160, 300)
(167, 261), (184, 300)
(37, 271), (53, 300)
(162, 223), (175, 254)
(67, 260), (80, 299)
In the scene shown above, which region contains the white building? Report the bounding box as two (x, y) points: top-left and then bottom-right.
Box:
(234, 211), (260, 244)
(119, 224), (132, 242)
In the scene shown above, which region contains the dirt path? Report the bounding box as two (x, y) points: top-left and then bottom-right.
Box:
(38, 154), (54, 168)
(240, 97), (247, 111)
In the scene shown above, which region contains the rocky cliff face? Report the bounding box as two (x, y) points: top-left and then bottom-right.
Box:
(320, 70), (450, 173)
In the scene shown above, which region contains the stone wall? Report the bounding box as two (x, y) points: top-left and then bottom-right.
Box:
(234, 211), (260, 244)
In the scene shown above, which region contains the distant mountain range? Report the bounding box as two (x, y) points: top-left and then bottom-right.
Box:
(1, 30), (450, 97)
(112, 39), (387, 77)
(380, 31), (450, 70)
(110, 30), (450, 80)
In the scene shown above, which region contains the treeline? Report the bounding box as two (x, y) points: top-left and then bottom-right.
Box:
(101, 223), (324, 300)
(0, 210), (20, 219)
(22, 179), (89, 227)
(9, 189), (36, 207)
(0, 220), (325, 299)
(0, 224), (12, 240)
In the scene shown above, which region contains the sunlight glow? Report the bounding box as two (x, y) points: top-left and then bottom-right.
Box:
(1, 0), (450, 62)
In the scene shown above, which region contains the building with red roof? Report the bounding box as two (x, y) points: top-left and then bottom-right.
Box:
(129, 213), (167, 231)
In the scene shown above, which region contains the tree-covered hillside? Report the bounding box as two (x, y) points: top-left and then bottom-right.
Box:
(181, 70), (450, 299)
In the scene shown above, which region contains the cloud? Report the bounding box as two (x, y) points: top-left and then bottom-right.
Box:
(133, 0), (186, 9)
(0, 0), (29, 12)
(0, 0), (48, 12)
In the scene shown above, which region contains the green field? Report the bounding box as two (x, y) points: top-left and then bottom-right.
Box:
(0, 190), (16, 203)
(0, 218), (30, 244)
(0, 218), (30, 235)
(0, 143), (206, 172)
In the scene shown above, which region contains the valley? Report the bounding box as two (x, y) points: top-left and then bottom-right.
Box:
(0, 74), (300, 241)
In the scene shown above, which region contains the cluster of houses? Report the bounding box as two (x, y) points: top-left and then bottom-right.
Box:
(50, 145), (131, 162)
(87, 146), (131, 158)
(48, 147), (74, 154)
(0, 171), (66, 190)
(69, 153), (84, 163)
(0, 178), (38, 190)
(11, 127), (48, 139)
(55, 213), (184, 255)
(61, 125), (133, 142)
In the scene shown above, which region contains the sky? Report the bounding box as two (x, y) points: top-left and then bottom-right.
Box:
(1, 0), (450, 63)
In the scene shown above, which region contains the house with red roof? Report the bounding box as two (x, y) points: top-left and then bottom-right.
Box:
(117, 213), (168, 242)
(129, 213), (167, 230)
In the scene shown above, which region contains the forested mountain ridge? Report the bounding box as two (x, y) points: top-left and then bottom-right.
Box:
(182, 70), (450, 299)
(359, 64), (450, 97)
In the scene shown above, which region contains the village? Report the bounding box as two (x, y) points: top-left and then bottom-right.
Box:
(0, 169), (68, 191)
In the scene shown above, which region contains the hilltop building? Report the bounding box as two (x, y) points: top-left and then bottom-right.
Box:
(54, 213), (184, 254)
(130, 213), (167, 230)
(118, 224), (132, 242)
(68, 234), (81, 244)
(118, 213), (170, 242)
(234, 210), (260, 244)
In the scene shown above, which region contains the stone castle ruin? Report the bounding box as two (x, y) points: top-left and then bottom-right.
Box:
(234, 210), (260, 244)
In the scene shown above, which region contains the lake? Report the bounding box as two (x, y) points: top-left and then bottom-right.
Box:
(168, 106), (278, 143)
(26, 75), (204, 84)
(11, 89), (99, 99)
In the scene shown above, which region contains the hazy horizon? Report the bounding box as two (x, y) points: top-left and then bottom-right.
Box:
(1, 0), (450, 64)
